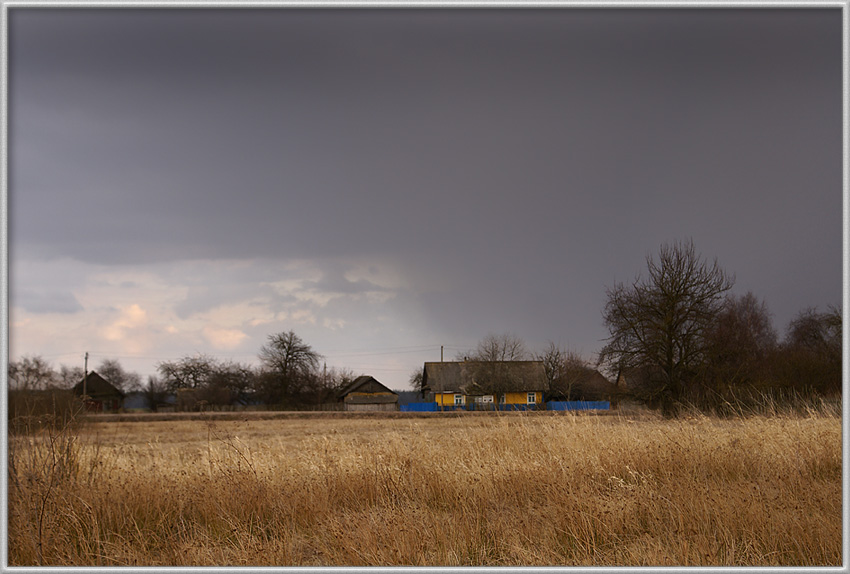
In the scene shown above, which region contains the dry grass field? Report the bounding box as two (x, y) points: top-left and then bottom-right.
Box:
(7, 406), (842, 566)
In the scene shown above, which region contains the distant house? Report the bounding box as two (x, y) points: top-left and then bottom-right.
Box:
(423, 361), (547, 410)
(72, 371), (124, 413)
(549, 367), (618, 403)
(338, 376), (399, 411)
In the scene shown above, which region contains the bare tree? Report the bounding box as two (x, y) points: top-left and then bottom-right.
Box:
(57, 364), (85, 390)
(8, 356), (56, 391)
(143, 375), (170, 412)
(774, 305), (842, 396)
(538, 343), (589, 400)
(599, 239), (734, 414)
(455, 334), (534, 405)
(96, 358), (142, 392)
(258, 331), (322, 406)
(464, 333), (531, 362)
(157, 354), (217, 392)
(699, 292), (778, 402)
(408, 366), (426, 397)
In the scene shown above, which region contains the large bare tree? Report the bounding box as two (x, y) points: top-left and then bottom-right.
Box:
(258, 331), (322, 405)
(157, 354), (217, 392)
(599, 239), (734, 413)
(463, 333), (531, 362)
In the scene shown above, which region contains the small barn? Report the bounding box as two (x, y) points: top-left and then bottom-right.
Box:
(338, 376), (399, 412)
(72, 371), (125, 413)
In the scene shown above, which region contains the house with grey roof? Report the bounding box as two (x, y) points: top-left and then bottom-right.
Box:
(422, 361), (547, 410)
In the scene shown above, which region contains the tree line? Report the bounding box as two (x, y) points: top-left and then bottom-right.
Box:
(597, 239), (841, 415)
(8, 239), (842, 415)
(7, 331), (358, 411)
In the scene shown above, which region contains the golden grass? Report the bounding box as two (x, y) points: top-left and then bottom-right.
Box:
(7, 410), (842, 566)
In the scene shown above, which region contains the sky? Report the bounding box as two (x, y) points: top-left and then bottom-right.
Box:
(6, 7), (845, 390)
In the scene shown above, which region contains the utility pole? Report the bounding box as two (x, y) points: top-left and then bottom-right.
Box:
(441, 345), (443, 362)
(83, 352), (88, 409)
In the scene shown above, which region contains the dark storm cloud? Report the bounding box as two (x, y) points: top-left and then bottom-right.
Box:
(8, 8), (843, 355)
(12, 289), (83, 315)
(302, 265), (390, 296)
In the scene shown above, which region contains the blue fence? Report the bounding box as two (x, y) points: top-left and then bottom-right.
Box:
(546, 401), (610, 411)
(400, 402), (440, 412)
(400, 401), (610, 412)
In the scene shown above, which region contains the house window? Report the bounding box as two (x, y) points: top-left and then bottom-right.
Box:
(527, 392), (537, 404)
(499, 394), (506, 404)
(454, 394), (464, 406)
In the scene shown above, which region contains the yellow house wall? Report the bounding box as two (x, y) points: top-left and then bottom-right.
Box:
(435, 392), (464, 406)
(503, 391), (542, 405)
(434, 392), (543, 406)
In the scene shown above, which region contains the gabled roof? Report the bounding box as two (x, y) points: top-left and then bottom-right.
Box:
(550, 367), (617, 400)
(72, 371), (125, 399)
(337, 375), (398, 398)
(423, 361), (547, 394)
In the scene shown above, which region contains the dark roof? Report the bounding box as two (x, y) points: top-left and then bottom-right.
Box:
(72, 371), (125, 399)
(423, 361), (547, 394)
(338, 375), (398, 398)
(550, 368), (617, 400)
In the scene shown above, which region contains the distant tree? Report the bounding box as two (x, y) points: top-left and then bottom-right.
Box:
(774, 306), (842, 396)
(96, 358), (142, 392)
(8, 355), (56, 391)
(456, 334), (533, 404)
(408, 366), (426, 397)
(57, 364), (85, 390)
(143, 375), (170, 412)
(598, 239), (734, 414)
(326, 366), (358, 393)
(206, 361), (257, 406)
(698, 292), (778, 402)
(258, 331), (322, 406)
(157, 354), (217, 392)
(462, 333), (531, 362)
(537, 343), (590, 400)
(295, 365), (351, 407)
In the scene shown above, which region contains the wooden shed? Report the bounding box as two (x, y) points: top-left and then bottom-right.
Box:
(338, 376), (399, 411)
(72, 371), (125, 413)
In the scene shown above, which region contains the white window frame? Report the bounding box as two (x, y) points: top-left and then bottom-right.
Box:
(454, 394), (464, 406)
(527, 392), (537, 405)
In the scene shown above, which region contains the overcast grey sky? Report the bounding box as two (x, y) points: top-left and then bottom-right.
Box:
(7, 7), (844, 389)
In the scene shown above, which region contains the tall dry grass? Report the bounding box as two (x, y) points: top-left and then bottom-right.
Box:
(7, 408), (842, 566)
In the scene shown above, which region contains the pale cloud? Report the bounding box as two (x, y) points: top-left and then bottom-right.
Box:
(101, 303), (151, 354)
(290, 309), (316, 325)
(322, 317), (346, 330)
(202, 326), (248, 350)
